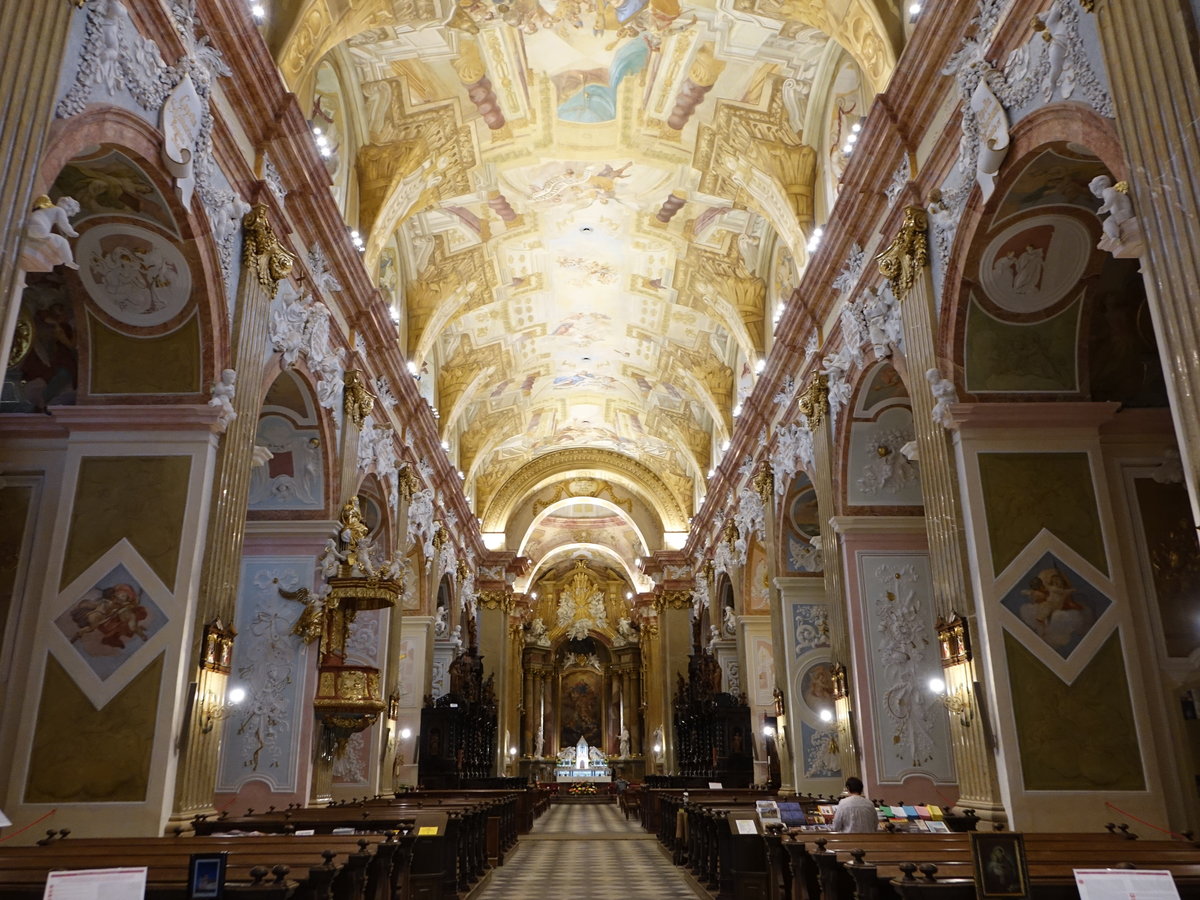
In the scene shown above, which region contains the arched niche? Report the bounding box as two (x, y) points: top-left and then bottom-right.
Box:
(248, 369), (329, 515)
(841, 361), (923, 511)
(6, 142), (215, 411)
(781, 471), (823, 575)
(948, 142), (1166, 408)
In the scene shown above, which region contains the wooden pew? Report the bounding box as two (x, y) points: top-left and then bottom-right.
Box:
(0, 834), (408, 900)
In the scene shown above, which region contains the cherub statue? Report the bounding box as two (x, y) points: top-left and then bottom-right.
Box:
(526, 616), (550, 647)
(1090, 175), (1141, 255)
(448, 624), (464, 654)
(615, 616), (637, 645)
(433, 604), (448, 636)
(208, 368), (237, 433)
(722, 604), (737, 636)
(21, 195), (81, 272)
(319, 537), (345, 578)
(707, 624), (721, 653)
(927, 367), (959, 428)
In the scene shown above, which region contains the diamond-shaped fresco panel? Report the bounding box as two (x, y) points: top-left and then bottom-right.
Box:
(999, 552), (1111, 660)
(55, 564), (167, 680)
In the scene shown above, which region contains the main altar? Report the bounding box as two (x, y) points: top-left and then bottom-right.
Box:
(554, 737), (611, 783)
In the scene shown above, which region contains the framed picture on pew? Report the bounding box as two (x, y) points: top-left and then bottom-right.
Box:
(970, 833), (1030, 900)
(189, 852), (227, 900)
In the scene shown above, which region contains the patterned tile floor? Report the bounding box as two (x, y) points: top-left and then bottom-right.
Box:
(471, 801), (708, 899)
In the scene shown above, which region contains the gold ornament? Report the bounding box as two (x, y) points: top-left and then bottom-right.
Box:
(876, 205), (929, 300)
(242, 205), (294, 296)
(753, 460), (774, 504)
(343, 369), (376, 428)
(797, 373), (829, 428)
(397, 464), (418, 501)
(8, 310), (33, 368)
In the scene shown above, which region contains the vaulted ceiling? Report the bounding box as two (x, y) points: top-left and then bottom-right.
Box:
(270, 0), (902, 570)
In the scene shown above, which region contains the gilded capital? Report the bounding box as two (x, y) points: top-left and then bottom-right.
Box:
(344, 370), (376, 428)
(242, 205), (294, 296)
(397, 464), (418, 501)
(432, 524), (449, 552)
(876, 206), (929, 299)
(798, 373), (829, 429)
(456, 556), (469, 583)
(753, 459), (774, 504)
(722, 518), (739, 546)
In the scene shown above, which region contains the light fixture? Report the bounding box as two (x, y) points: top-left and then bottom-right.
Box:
(313, 127), (332, 159)
(807, 226), (824, 254)
(732, 403), (742, 417)
(653, 743), (662, 754)
(625, 591), (633, 600)
(349, 229), (365, 253)
(509, 746), (518, 756)
(199, 685), (247, 734)
(755, 358), (766, 375)
(762, 724), (775, 737)
(250, 3), (266, 20)
(908, 2), (921, 20)
(818, 708), (833, 723)
(407, 361), (419, 377)
(389, 307), (400, 324)
(441, 440), (450, 451)
(935, 612), (975, 727)
(530, 591), (538, 600)
(928, 676), (946, 695)
(400, 727), (412, 740)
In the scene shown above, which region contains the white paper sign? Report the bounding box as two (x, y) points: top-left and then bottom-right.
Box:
(1075, 869), (1181, 900)
(736, 819), (759, 835)
(44, 867), (147, 900)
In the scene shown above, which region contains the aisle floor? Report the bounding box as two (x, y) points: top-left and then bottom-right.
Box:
(470, 801), (708, 899)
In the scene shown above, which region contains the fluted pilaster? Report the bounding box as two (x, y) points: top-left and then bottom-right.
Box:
(882, 206), (1004, 823)
(1095, 0), (1200, 521)
(172, 206), (293, 819)
(802, 376), (858, 778)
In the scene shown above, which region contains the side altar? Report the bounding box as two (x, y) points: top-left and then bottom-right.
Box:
(554, 737), (612, 783)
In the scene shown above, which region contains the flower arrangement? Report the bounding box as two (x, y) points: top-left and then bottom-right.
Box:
(568, 782), (598, 795)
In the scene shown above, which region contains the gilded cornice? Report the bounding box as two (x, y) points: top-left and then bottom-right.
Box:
(481, 447), (689, 532)
(876, 206), (929, 300)
(657, 590), (692, 610)
(478, 589), (512, 611)
(242, 205), (294, 296)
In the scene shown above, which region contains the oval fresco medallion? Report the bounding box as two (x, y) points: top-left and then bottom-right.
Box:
(77, 223), (191, 328)
(979, 214), (1091, 315)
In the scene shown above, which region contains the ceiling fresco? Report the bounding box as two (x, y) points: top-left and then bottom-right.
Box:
(276, 0), (897, 567)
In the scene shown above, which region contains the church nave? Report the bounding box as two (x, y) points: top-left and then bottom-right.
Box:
(473, 803), (706, 899)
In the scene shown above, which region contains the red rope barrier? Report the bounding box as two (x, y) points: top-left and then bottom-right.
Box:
(1104, 801), (1190, 842)
(0, 809), (57, 843)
